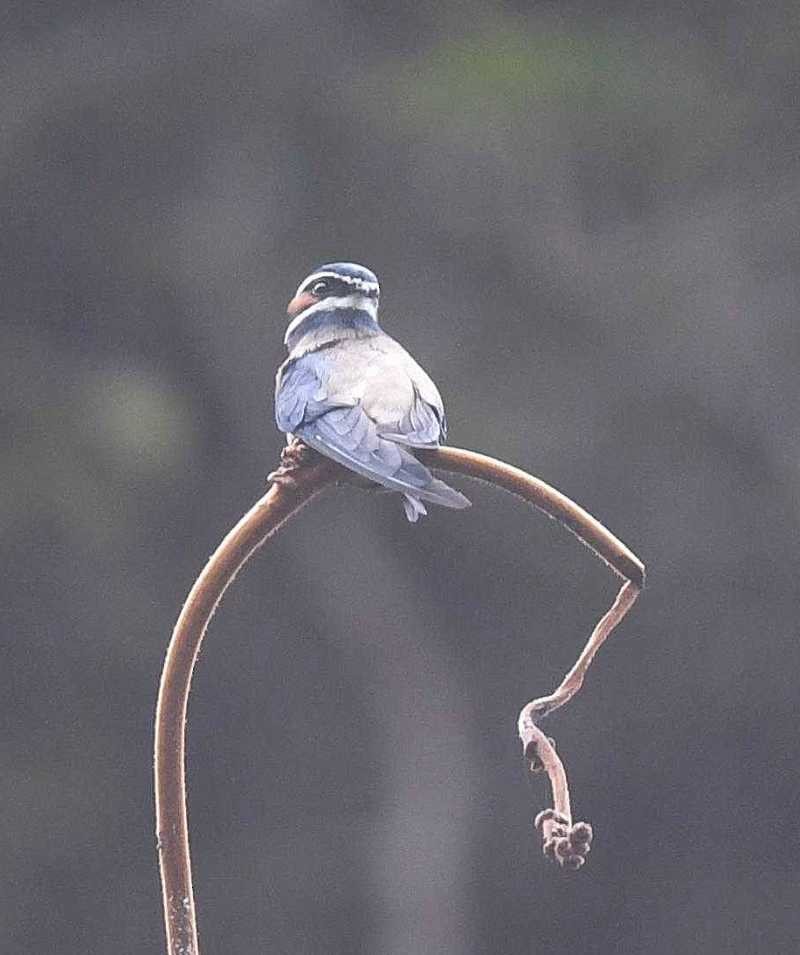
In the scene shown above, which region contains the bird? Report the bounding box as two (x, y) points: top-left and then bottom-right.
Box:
(274, 262), (471, 522)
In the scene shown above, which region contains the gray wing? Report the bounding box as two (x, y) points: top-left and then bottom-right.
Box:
(380, 385), (448, 447)
(275, 356), (335, 432)
(275, 354), (467, 509)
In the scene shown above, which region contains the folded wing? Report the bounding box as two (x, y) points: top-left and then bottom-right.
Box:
(275, 354), (469, 513)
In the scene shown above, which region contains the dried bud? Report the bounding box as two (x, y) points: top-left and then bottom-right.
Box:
(555, 837), (572, 859)
(536, 813), (594, 871)
(570, 822), (593, 845)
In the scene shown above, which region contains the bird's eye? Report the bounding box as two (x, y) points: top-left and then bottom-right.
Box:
(311, 280), (329, 295)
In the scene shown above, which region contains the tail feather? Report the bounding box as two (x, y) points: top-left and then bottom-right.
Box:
(402, 494), (428, 522)
(299, 428), (471, 519)
(416, 476), (471, 510)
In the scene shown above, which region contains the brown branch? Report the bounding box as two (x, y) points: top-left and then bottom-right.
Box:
(421, 447), (644, 868)
(154, 447), (338, 955)
(526, 730), (594, 870)
(154, 443), (644, 953)
(418, 446), (644, 588)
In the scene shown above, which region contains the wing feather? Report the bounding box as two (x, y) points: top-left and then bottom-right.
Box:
(275, 350), (469, 511)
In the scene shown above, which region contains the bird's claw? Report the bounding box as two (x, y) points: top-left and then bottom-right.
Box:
(267, 439), (319, 486)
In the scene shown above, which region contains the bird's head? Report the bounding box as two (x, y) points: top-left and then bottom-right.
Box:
(285, 263), (381, 350)
(287, 262), (380, 317)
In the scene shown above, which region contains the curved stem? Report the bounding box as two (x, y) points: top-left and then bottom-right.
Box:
(154, 456), (338, 955)
(155, 445), (645, 952)
(422, 447), (643, 848)
(419, 446), (644, 587)
(527, 727), (594, 870)
(528, 729), (572, 823)
(517, 579), (640, 728)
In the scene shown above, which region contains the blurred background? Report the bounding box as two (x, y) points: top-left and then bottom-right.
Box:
(3, 1), (800, 952)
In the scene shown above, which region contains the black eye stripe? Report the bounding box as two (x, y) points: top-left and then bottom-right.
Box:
(305, 277), (347, 295)
(302, 277), (333, 295)
(299, 274), (380, 297)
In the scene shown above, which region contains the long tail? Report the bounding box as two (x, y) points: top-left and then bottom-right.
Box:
(402, 473), (471, 523)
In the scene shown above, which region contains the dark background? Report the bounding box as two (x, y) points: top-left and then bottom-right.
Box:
(4, 1), (800, 952)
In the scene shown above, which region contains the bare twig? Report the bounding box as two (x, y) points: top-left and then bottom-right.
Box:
(154, 445), (338, 955)
(420, 447), (644, 869)
(154, 443), (644, 953)
(516, 583), (639, 868)
(527, 731), (594, 870)
(418, 447), (644, 587)
(517, 580), (640, 729)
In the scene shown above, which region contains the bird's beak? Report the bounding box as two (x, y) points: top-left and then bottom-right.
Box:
(287, 292), (318, 317)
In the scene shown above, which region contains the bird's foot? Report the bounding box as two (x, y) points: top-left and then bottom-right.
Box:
(267, 438), (320, 486)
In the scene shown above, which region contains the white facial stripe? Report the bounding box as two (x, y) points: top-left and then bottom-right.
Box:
(284, 293), (378, 344)
(295, 271), (380, 296)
